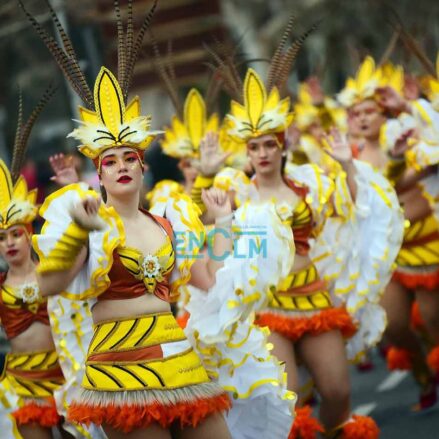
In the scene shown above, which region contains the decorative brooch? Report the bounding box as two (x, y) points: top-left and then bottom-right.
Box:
(19, 282), (40, 303)
(141, 255), (161, 279)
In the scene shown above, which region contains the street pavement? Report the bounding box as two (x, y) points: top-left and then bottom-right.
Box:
(349, 351), (439, 439)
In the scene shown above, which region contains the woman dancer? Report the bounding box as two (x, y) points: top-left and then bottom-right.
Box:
(0, 88), (68, 439)
(338, 56), (439, 410)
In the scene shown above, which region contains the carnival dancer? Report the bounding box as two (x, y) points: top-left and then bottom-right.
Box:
(0, 86), (70, 439)
(191, 45), (403, 434)
(20, 0), (237, 437)
(338, 55), (439, 410)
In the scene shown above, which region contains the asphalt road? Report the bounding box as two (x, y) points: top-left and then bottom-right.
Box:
(349, 351), (439, 439)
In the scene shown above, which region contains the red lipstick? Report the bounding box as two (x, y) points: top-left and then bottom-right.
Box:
(117, 175), (132, 183)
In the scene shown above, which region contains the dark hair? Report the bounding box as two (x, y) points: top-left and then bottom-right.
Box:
(281, 154), (287, 175)
(99, 183), (107, 203)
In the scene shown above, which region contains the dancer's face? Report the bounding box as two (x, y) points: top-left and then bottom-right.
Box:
(178, 158), (198, 185)
(99, 147), (144, 198)
(0, 225), (31, 266)
(247, 134), (283, 176)
(349, 99), (386, 141)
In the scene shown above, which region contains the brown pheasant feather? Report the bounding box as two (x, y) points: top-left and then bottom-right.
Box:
(274, 21), (320, 93)
(123, 0), (158, 101)
(266, 15), (296, 92)
(114, 0), (126, 94)
(11, 85), (56, 183)
(18, 0), (94, 109)
(150, 31), (182, 117)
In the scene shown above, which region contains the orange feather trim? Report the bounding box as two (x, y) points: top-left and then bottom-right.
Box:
(255, 308), (357, 342)
(68, 393), (231, 433)
(13, 397), (61, 427)
(386, 347), (412, 370)
(427, 346), (439, 373)
(289, 406), (323, 439)
(176, 312), (190, 329)
(392, 269), (439, 290)
(341, 415), (379, 439)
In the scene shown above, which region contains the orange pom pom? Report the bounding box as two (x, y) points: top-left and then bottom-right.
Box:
(386, 347), (412, 370)
(256, 308), (357, 342)
(289, 406), (324, 439)
(13, 398), (61, 427)
(341, 415), (379, 439)
(427, 346), (439, 373)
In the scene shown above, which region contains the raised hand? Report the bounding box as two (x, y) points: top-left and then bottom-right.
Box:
(389, 128), (416, 159)
(376, 86), (410, 114)
(193, 132), (230, 177)
(201, 187), (232, 220)
(49, 153), (79, 186)
(323, 127), (353, 164)
(69, 195), (105, 231)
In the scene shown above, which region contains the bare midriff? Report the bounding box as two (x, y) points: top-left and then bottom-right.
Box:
(9, 321), (55, 352)
(92, 294), (171, 325)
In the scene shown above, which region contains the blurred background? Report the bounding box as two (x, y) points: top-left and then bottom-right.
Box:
(0, 0), (438, 193)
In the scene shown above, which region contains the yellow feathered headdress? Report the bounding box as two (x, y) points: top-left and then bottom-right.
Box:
(68, 67), (162, 159)
(337, 56), (383, 107)
(0, 161), (37, 229)
(294, 82), (347, 132)
(210, 16), (316, 144)
(337, 56), (405, 108)
(226, 68), (294, 142)
(161, 89), (219, 159)
(20, 0), (160, 160)
(0, 85), (53, 229)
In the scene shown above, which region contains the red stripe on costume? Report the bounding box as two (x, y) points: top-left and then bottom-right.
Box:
(289, 406), (323, 439)
(255, 308), (357, 342)
(392, 269), (439, 290)
(13, 397), (61, 427)
(87, 344), (164, 362)
(68, 393), (231, 433)
(386, 347), (412, 370)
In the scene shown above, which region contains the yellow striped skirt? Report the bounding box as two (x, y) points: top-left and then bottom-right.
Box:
(1, 349), (64, 427)
(393, 214), (439, 290)
(68, 312), (230, 432)
(255, 264), (356, 342)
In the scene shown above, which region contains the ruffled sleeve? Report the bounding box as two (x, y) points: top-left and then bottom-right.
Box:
(213, 167), (252, 208)
(0, 380), (20, 439)
(287, 162), (404, 361)
(330, 162), (402, 360)
(185, 201), (296, 438)
(33, 183), (125, 301)
(48, 296), (103, 438)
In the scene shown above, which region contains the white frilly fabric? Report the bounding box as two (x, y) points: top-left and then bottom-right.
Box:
(0, 380), (20, 439)
(213, 162), (402, 363)
(284, 161), (404, 361)
(380, 99), (439, 224)
(183, 200), (297, 439)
